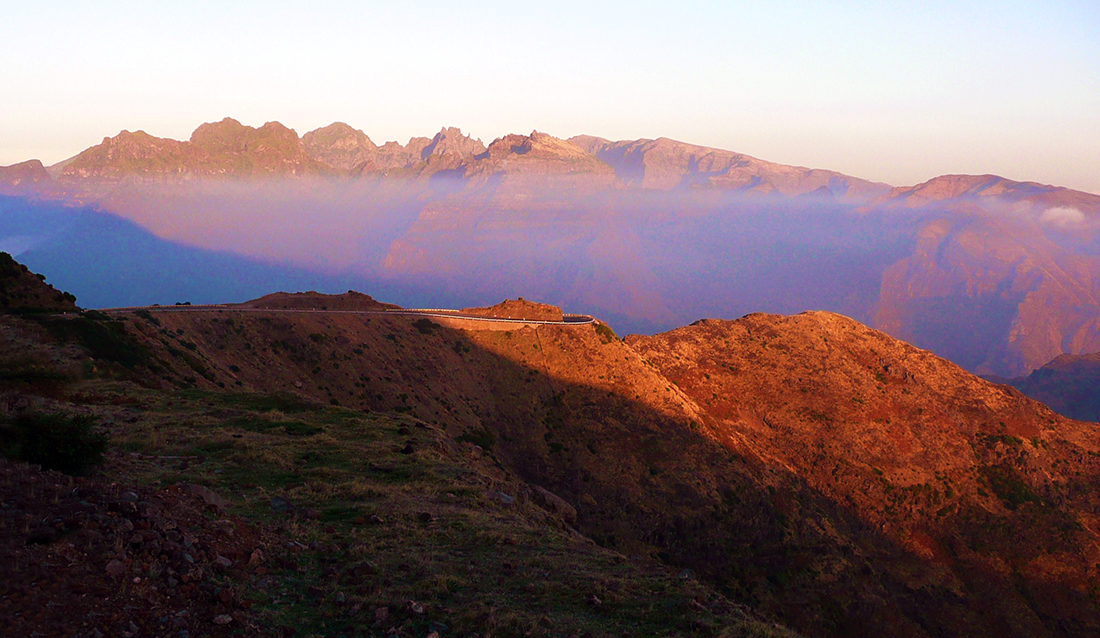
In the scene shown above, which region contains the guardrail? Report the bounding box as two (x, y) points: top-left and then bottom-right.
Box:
(98, 305), (595, 326)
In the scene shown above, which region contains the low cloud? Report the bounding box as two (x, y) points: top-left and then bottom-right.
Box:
(1040, 206), (1086, 228)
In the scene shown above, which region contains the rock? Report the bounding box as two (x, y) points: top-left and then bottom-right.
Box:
(212, 614), (233, 625)
(185, 484), (228, 513)
(248, 549), (264, 565)
(270, 496), (293, 513)
(214, 555), (232, 568)
(208, 519), (235, 535)
(530, 486), (577, 524)
(346, 561), (378, 578)
(106, 559), (127, 576)
(488, 491), (515, 505)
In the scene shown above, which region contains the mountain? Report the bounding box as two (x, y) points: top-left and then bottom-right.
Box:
(300, 122), (380, 172)
(7, 118), (1100, 378)
(886, 174), (1100, 213)
(0, 257), (802, 638)
(571, 135), (891, 199)
(300, 124), (486, 176)
(999, 351), (1100, 422)
(629, 310), (1100, 636)
(55, 118), (330, 184)
(5, 234), (1100, 635)
(0, 160), (52, 196)
(0, 194), (373, 308)
(88, 292), (1098, 637)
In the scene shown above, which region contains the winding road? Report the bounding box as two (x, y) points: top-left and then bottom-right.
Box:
(99, 304), (595, 327)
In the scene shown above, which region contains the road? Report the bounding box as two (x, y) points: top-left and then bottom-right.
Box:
(98, 304), (596, 326)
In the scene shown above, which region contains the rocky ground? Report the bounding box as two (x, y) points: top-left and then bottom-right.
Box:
(0, 455), (268, 637)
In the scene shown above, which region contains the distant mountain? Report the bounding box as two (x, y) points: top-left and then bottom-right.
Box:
(886, 174), (1100, 212)
(0, 160), (52, 196)
(572, 135), (891, 199)
(997, 351), (1100, 422)
(0, 194), (369, 308)
(4, 118), (1100, 376)
(56, 118), (330, 184)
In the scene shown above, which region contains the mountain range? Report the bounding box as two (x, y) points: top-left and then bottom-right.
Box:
(3, 118), (1100, 379)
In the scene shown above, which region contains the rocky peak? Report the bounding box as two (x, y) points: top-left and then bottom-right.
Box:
(420, 127), (486, 161)
(0, 160), (52, 190)
(189, 118), (300, 154)
(302, 122), (378, 172)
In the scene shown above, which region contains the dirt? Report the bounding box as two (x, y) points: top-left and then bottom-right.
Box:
(460, 298), (564, 321)
(0, 455), (272, 638)
(239, 291), (400, 311)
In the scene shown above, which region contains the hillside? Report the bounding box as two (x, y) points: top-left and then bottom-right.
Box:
(0, 260), (800, 637)
(100, 297), (1100, 637)
(6, 246), (1100, 635)
(0, 251), (78, 312)
(630, 312), (1100, 635)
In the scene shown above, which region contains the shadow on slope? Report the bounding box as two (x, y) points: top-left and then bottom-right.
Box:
(122, 307), (1100, 638)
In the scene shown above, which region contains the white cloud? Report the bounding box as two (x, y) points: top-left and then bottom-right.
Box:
(1039, 206), (1086, 228)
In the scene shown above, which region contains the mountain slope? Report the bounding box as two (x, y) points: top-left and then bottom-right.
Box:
(630, 311), (1100, 636)
(571, 135), (891, 199)
(99, 295), (1100, 637)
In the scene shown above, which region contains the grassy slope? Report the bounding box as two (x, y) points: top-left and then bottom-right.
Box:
(0, 299), (796, 636)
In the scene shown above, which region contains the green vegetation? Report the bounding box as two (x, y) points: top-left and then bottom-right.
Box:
(980, 464), (1041, 510)
(413, 318), (438, 334)
(97, 387), (791, 638)
(595, 322), (618, 344)
(0, 412), (107, 475)
(35, 313), (149, 369)
(455, 428), (495, 450)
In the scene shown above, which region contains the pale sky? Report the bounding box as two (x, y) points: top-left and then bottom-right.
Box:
(2, 1), (1098, 192)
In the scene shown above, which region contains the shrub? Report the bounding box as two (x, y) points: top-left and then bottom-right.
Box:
(456, 428), (496, 450)
(1, 413), (108, 475)
(595, 323), (618, 344)
(413, 318), (438, 334)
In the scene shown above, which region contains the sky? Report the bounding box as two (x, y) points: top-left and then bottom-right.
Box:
(2, 0), (1098, 193)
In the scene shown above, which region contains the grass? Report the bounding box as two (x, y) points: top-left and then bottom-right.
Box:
(98, 384), (795, 638)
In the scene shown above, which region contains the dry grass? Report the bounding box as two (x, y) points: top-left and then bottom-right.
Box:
(95, 384), (799, 637)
